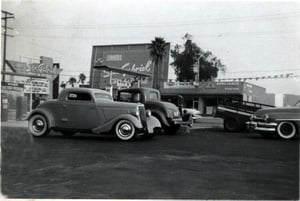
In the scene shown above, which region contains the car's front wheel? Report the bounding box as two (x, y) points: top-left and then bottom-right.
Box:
(277, 121), (297, 139)
(27, 114), (50, 137)
(115, 120), (136, 141)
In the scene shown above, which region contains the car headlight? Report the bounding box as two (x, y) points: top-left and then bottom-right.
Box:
(146, 109), (152, 117)
(135, 106), (140, 117)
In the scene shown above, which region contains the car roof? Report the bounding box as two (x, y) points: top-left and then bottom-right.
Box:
(118, 87), (159, 93)
(62, 87), (110, 94)
(58, 88), (111, 100)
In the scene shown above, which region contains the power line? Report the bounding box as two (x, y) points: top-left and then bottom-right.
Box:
(15, 11), (300, 30)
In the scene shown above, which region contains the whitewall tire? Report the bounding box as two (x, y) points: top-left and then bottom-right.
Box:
(277, 121), (296, 139)
(27, 114), (50, 137)
(115, 120), (136, 141)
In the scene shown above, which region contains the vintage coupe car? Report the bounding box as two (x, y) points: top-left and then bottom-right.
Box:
(117, 87), (182, 134)
(247, 107), (300, 139)
(27, 88), (161, 141)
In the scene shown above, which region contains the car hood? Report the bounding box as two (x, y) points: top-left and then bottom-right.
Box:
(146, 100), (178, 111)
(255, 107), (300, 118)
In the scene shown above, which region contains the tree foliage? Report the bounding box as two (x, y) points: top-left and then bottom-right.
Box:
(60, 81), (66, 89)
(67, 77), (77, 87)
(78, 73), (87, 84)
(171, 33), (226, 82)
(148, 37), (168, 89)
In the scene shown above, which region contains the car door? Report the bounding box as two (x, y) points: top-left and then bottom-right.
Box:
(61, 91), (99, 129)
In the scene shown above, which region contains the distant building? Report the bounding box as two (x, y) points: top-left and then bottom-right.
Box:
(272, 94), (300, 107)
(160, 81), (274, 115)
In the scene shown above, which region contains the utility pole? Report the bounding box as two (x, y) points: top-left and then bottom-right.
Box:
(1, 10), (15, 81)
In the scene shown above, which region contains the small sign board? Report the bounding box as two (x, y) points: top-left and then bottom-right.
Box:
(1, 82), (24, 94)
(24, 79), (50, 94)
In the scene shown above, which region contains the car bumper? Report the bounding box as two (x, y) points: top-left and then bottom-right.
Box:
(173, 117), (193, 126)
(246, 121), (277, 132)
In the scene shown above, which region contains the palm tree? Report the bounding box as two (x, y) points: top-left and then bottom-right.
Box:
(67, 77), (77, 87)
(148, 37), (168, 89)
(78, 73), (87, 84)
(60, 81), (66, 89)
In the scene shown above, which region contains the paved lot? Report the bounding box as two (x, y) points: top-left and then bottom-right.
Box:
(1, 125), (299, 199)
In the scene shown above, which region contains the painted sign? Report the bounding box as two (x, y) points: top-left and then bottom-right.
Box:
(7, 57), (60, 78)
(163, 81), (243, 94)
(91, 44), (170, 89)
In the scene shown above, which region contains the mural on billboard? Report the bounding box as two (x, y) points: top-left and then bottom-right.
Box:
(91, 44), (170, 89)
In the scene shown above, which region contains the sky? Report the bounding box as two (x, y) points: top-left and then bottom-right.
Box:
(2, 0), (300, 95)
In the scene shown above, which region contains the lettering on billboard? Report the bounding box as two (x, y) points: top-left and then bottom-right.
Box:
(6, 60), (61, 77)
(106, 54), (122, 61)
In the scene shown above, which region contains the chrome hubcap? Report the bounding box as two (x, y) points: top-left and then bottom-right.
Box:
(119, 123), (133, 136)
(280, 124), (293, 135)
(32, 119), (45, 132)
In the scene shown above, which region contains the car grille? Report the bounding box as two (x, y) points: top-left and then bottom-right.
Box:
(138, 105), (147, 128)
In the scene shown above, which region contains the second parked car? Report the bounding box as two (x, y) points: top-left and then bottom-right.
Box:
(247, 107), (300, 139)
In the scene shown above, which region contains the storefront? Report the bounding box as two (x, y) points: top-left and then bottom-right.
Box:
(1, 56), (61, 121)
(160, 81), (273, 115)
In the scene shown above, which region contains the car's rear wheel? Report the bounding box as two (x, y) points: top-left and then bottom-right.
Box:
(277, 121), (297, 139)
(224, 118), (240, 132)
(27, 114), (50, 137)
(115, 120), (136, 141)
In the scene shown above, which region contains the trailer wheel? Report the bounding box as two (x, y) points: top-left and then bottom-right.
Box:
(224, 118), (240, 132)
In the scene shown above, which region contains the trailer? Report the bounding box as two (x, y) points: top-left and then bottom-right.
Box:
(215, 98), (274, 132)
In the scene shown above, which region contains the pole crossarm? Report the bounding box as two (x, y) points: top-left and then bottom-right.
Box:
(1, 10), (14, 15)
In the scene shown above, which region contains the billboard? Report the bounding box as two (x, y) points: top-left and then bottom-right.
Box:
(90, 43), (170, 89)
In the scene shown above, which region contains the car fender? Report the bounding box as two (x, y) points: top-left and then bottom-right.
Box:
(151, 110), (170, 127)
(26, 108), (55, 128)
(146, 115), (161, 133)
(92, 114), (142, 134)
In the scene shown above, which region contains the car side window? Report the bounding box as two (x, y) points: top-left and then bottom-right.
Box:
(67, 92), (92, 101)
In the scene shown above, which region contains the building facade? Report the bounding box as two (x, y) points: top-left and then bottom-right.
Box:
(160, 81), (274, 115)
(1, 56), (60, 121)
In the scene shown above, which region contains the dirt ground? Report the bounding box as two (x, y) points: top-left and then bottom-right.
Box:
(1, 126), (299, 199)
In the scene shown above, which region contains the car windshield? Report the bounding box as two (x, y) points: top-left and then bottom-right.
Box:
(149, 92), (159, 101)
(94, 93), (113, 101)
